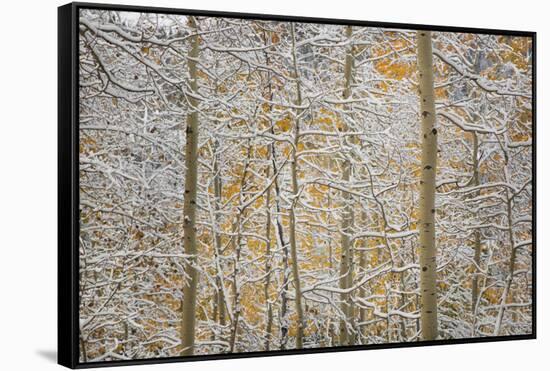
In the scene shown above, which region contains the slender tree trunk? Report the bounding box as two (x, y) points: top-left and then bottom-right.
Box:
(264, 108), (290, 350)
(228, 216), (242, 353)
(399, 273), (408, 341)
(264, 164), (274, 351)
(180, 16), (200, 357)
(385, 282), (391, 343)
(210, 64), (227, 336)
(327, 191), (334, 271)
(228, 215), (243, 353)
(260, 29), (291, 350)
(288, 109), (305, 349)
(261, 33), (275, 351)
(338, 25), (356, 347)
(470, 133), (482, 314)
(338, 161), (353, 345)
(213, 140), (227, 328)
(416, 30), (439, 341)
(494, 193), (516, 336)
(470, 53), (483, 320)
(79, 335), (88, 363)
(494, 157), (517, 336)
(271, 139), (290, 350)
(358, 211), (368, 343)
(288, 23), (305, 349)
(229, 144), (252, 353)
(324, 137), (335, 346)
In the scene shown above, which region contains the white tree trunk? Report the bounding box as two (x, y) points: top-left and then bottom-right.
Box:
(416, 30), (439, 341)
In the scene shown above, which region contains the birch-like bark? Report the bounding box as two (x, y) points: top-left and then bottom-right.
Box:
(180, 16), (200, 356)
(416, 30), (439, 341)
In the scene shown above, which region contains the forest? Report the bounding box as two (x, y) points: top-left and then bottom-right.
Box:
(78, 9), (533, 362)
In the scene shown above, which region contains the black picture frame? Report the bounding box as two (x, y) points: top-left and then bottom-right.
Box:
(58, 2), (537, 368)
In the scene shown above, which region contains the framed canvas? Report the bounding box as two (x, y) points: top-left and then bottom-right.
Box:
(58, 2), (536, 368)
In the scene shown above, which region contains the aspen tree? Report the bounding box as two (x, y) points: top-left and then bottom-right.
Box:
(289, 22), (305, 349)
(416, 30), (439, 341)
(264, 164), (274, 350)
(470, 133), (482, 314)
(494, 154), (518, 336)
(211, 64), (227, 331)
(229, 144), (253, 352)
(78, 11), (533, 356)
(180, 16), (200, 356)
(262, 31), (275, 350)
(358, 210), (368, 342)
(213, 140), (227, 328)
(273, 147), (290, 350)
(338, 25), (355, 346)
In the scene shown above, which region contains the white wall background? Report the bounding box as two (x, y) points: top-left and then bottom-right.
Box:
(0, 0), (544, 369)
